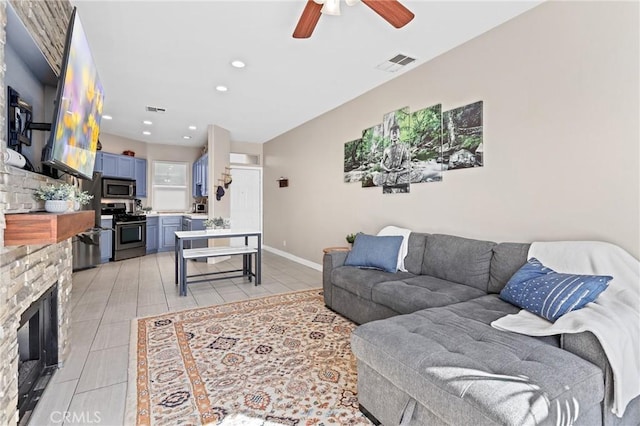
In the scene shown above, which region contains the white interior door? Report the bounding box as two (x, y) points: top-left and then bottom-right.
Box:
(230, 167), (262, 248)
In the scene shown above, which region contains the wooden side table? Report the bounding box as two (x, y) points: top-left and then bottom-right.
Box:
(322, 246), (350, 254)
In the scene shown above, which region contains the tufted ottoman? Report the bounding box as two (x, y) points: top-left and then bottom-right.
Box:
(351, 295), (605, 425)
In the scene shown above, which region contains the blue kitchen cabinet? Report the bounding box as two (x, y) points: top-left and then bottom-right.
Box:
(94, 151), (103, 173)
(192, 161), (198, 198)
(192, 154), (209, 197)
(100, 152), (139, 180)
(117, 156), (135, 179)
(135, 158), (147, 197)
(100, 218), (112, 263)
(95, 152), (147, 197)
(146, 216), (158, 254)
(201, 154), (208, 196)
(101, 152), (119, 177)
(158, 216), (181, 252)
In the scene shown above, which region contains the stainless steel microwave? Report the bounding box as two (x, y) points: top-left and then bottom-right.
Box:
(102, 178), (136, 199)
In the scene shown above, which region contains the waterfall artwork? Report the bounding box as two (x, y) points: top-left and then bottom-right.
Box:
(343, 100), (483, 194)
(442, 101), (483, 170)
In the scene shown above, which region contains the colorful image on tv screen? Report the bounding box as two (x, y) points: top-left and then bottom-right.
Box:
(51, 12), (104, 178)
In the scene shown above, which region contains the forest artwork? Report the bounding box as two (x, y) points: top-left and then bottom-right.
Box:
(343, 138), (363, 183)
(442, 101), (483, 170)
(358, 123), (384, 188)
(343, 100), (482, 194)
(409, 104), (443, 183)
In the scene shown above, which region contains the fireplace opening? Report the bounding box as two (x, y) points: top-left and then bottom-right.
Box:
(17, 283), (58, 425)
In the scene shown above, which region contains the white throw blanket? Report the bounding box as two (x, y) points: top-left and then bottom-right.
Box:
(491, 241), (640, 417)
(377, 225), (412, 272)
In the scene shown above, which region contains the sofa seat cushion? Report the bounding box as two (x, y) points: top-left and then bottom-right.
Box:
(351, 296), (603, 425)
(331, 266), (414, 300)
(372, 276), (486, 314)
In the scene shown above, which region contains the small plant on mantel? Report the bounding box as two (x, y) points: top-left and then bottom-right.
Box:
(33, 183), (74, 213)
(72, 187), (94, 206)
(346, 233), (357, 245)
(33, 183), (74, 201)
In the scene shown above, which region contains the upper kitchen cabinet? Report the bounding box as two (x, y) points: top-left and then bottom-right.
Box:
(94, 151), (147, 197)
(192, 153), (208, 197)
(135, 158), (147, 197)
(100, 152), (134, 179)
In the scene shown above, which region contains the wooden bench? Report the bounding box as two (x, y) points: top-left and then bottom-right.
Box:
(179, 246), (259, 294)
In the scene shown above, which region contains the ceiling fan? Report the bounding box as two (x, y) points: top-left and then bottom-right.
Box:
(293, 0), (415, 39)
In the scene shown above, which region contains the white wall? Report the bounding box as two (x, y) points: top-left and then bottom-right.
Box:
(263, 1), (640, 263)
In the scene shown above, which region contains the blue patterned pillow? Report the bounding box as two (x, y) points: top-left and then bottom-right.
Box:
(345, 234), (403, 273)
(499, 258), (612, 322)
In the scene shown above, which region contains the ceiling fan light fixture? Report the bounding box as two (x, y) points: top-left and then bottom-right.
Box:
(345, 0), (359, 6)
(321, 0), (341, 16)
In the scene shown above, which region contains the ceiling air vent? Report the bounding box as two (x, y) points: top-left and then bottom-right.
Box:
(375, 54), (417, 72)
(145, 106), (166, 113)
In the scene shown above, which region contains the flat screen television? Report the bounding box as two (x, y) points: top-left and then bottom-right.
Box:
(42, 7), (104, 180)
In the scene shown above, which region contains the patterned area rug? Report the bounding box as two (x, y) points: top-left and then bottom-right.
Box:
(126, 289), (372, 425)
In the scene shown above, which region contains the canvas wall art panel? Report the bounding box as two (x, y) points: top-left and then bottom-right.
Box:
(442, 101), (483, 170)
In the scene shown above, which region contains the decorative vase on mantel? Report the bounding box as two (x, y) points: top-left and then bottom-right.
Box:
(44, 199), (69, 213)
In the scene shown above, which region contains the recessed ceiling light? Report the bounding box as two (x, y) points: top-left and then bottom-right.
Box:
(231, 60), (245, 68)
(215, 85), (228, 92)
(103, 115), (112, 120)
(188, 125), (197, 130)
(143, 120), (153, 125)
(183, 136), (192, 140)
(142, 131), (151, 136)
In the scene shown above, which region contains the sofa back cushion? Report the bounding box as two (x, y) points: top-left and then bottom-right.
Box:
(422, 234), (496, 291)
(488, 242), (530, 293)
(404, 233), (428, 275)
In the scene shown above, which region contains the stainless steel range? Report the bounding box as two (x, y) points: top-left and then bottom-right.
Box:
(102, 203), (146, 261)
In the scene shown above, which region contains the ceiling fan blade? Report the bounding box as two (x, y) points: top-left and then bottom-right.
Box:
(293, 0), (323, 38)
(361, 0), (415, 28)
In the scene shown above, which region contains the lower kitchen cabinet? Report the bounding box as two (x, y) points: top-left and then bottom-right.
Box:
(158, 216), (181, 252)
(100, 218), (112, 263)
(146, 216), (158, 254)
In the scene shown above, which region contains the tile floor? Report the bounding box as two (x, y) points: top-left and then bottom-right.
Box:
(27, 251), (321, 426)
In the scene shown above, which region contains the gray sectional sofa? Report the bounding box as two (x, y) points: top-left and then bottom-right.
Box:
(322, 233), (640, 426)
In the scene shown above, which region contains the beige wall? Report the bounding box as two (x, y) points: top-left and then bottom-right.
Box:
(99, 132), (201, 207)
(263, 1), (640, 264)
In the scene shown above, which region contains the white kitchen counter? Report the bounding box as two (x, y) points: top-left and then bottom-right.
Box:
(143, 213), (208, 219)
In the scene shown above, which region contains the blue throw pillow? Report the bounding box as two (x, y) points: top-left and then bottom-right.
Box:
(500, 258), (612, 322)
(345, 234), (403, 273)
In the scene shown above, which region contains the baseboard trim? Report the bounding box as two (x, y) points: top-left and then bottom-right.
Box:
(262, 245), (322, 271)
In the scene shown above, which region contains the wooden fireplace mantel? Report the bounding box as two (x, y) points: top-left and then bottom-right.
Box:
(4, 211), (94, 246)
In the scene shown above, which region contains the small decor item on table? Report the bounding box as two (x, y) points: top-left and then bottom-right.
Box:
(346, 233), (357, 245)
(122, 150), (135, 157)
(203, 219), (215, 229)
(223, 218), (231, 229)
(212, 216), (225, 229)
(33, 183), (74, 213)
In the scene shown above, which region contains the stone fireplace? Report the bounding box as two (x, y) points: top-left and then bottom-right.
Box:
(0, 165), (74, 425)
(0, 1), (75, 424)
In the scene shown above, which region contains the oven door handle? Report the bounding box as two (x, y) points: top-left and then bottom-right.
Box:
(115, 220), (147, 226)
